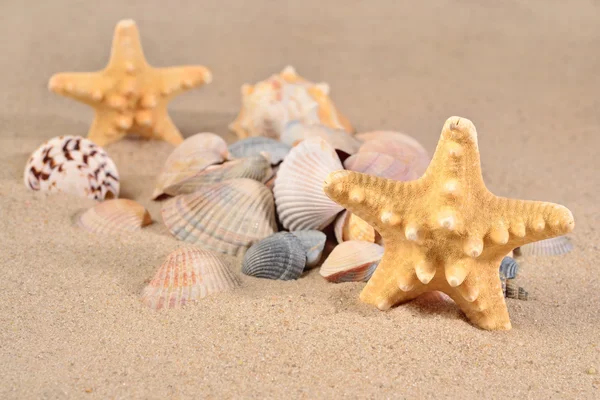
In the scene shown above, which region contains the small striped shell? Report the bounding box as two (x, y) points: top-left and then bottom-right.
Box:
(24, 135), (119, 200)
(334, 210), (376, 243)
(281, 121), (362, 155)
(77, 199), (152, 234)
(291, 230), (327, 268)
(152, 133), (230, 199)
(516, 236), (573, 257)
(161, 178), (277, 256)
(228, 137), (291, 165)
(505, 280), (529, 301)
(499, 257), (519, 280)
(274, 137), (344, 231)
(356, 131), (430, 178)
(242, 232), (306, 280)
(320, 241), (384, 283)
(141, 247), (240, 310)
(163, 156), (272, 196)
(343, 152), (415, 181)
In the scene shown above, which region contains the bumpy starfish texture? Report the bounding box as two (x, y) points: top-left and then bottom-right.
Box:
(323, 116), (574, 330)
(48, 19), (212, 146)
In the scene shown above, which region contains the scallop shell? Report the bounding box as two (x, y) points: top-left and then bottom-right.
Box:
(343, 152), (414, 181)
(228, 137), (291, 165)
(281, 121), (362, 155)
(242, 232), (306, 280)
(499, 256), (519, 280)
(141, 247), (240, 310)
(229, 66), (353, 140)
(152, 132), (230, 199)
(356, 131), (430, 178)
(163, 156), (272, 196)
(291, 230), (327, 268)
(516, 236), (573, 257)
(273, 137), (344, 231)
(320, 241), (384, 283)
(24, 135), (119, 200)
(334, 210), (376, 243)
(161, 178), (277, 256)
(77, 199), (152, 234)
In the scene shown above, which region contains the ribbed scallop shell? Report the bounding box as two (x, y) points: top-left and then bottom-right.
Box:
(24, 135), (119, 200)
(343, 152), (414, 181)
(291, 230), (327, 268)
(141, 247), (240, 310)
(274, 137), (344, 231)
(499, 256), (519, 280)
(242, 232), (306, 280)
(228, 137), (291, 165)
(77, 199), (152, 234)
(334, 210), (376, 243)
(161, 178), (277, 256)
(163, 156), (272, 196)
(516, 236), (573, 257)
(281, 121), (362, 155)
(152, 132), (230, 199)
(356, 131), (430, 178)
(320, 241), (384, 283)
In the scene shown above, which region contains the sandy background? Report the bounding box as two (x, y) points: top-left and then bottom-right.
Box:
(1, 0), (599, 398)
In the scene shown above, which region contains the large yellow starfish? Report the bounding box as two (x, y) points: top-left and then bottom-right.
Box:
(48, 19), (212, 147)
(323, 116), (574, 330)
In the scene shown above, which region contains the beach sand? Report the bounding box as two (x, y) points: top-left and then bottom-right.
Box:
(1, 0), (599, 398)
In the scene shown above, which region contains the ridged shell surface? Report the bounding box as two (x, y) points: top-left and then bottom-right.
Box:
(163, 156), (272, 196)
(344, 152), (414, 181)
(274, 137), (344, 231)
(291, 230), (327, 268)
(517, 236), (573, 257)
(77, 199), (152, 234)
(281, 121), (362, 155)
(499, 257), (519, 280)
(320, 241), (384, 283)
(141, 247), (240, 310)
(161, 178), (277, 256)
(228, 137), (291, 165)
(24, 135), (119, 200)
(242, 232), (306, 280)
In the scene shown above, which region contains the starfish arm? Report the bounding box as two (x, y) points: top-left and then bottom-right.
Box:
(87, 111), (126, 146)
(106, 19), (149, 71)
(156, 66), (213, 98)
(323, 170), (423, 234)
(151, 109), (184, 145)
(48, 72), (112, 106)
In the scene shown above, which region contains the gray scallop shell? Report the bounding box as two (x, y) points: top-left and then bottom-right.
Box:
(291, 230), (327, 268)
(242, 232), (306, 280)
(229, 137), (291, 165)
(499, 257), (519, 280)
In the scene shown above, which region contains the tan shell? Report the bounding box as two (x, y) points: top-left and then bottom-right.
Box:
(273, 137), (344, 231)
(141, 247), (240, 310)
(343, 152), (415, 181)
(319, 241), (384, 283)
(152, 132), (230, 199)
(281, 121), (362, 155)
(161, 178), (277, 256)
(77, 199), (152, 234)
(334, 210), (377, 243)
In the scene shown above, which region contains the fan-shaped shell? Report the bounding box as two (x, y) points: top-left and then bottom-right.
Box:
(77, 199), (152, 234)
(320, 241), (384, 283)
(499, 257), (519, 280)
(242, 232), (306, 280)
(161, 178), (277, 256)
(163, 156), (272, 196)
(229, 66), (353, 140)
(141, 247), (240, 310)
(228, 137), (291, 165)
(343, 152), (414, 181)
(281, 121), (362, 155)
(334, 210), (376, 243)
(24, 135), (119, 200)
(516, 236), (573, 257)
(274, 137), (344, 231)
(356, 131), (430, 178)
(152, 132), (230, 199)
(291, 230), (327, 268)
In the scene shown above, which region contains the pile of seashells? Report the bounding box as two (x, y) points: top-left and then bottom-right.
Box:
(24, 66), (572, 310)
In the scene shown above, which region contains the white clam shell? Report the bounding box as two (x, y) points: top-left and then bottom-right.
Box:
(228, 137), (291, 165)
(274, 137), (344, 231)
(77, 199), (152, 234)
(319, 241), (384, 283)
(291, 230), (327, 268)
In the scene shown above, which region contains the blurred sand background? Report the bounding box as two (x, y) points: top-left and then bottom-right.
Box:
(1, 0), (599, 398)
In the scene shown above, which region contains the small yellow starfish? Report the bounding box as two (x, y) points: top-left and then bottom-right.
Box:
(323, 116), (574, 330)
(48, 19), (212, 147)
